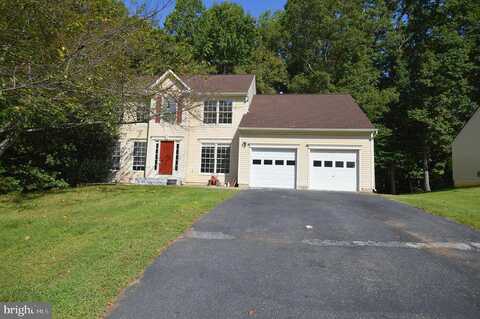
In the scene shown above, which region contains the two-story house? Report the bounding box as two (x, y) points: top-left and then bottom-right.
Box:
(113, 70), (376, 192)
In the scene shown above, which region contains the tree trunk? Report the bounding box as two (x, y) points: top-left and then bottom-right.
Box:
(423, 147), (431, 192)
(389, 164), (396, 195)
(408, 179), (414, 193)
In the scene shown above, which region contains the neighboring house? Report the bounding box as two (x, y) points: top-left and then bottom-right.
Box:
(453, 108), (480, 187)
(113, 70), (376, 192)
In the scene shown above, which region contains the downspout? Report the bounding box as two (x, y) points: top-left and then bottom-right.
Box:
(371, 130), (377, 192)
(144, 111), (151, 179)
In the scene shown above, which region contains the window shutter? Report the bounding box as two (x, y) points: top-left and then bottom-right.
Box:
(155, 96), (162, 123)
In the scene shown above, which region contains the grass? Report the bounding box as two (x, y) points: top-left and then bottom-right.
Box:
(385, 187), (480, 230)
(0, 185), (237, 319)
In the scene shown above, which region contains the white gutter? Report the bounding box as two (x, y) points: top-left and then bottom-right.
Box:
(238, 127), (377, 132)
(370, 131), (376, 192)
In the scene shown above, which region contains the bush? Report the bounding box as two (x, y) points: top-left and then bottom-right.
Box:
(0, 176), (22, 194)
(1, 123), (117, 192)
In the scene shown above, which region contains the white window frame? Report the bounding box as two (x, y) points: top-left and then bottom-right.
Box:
(132, 141), (147, 171)
(112, 141), (121, 171)
(200, 143), (231, 175)
(203, 100), (233, 125)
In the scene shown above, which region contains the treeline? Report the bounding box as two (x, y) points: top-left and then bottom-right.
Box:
(0, 0), (479, 193)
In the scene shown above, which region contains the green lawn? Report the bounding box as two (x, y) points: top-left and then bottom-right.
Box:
(386, 187), (480, 230)
(0, 185), (237, 319)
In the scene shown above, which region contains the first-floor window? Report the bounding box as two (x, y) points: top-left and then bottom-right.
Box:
(112, 142), (121, 170)
(201, 144), (230, 174)
(132, 141), (147, 171)
(216, 145), (230, 173)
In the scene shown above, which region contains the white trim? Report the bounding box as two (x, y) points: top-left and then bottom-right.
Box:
(197, 138), (233, 143)
(150, 136), (184, 141)
(307, 144), (363, 150)
(248, 143), (300, 149)
(249, 147), (297, 189)
(199, 92), (248, 96)
(149, 70), (191, 91)
(239, 127), (376, 133)
(308, 149), (359, 192)
(370, 132), (376, 191)
(155, 140), (182, 178)
(200, 143), (231, 175)
(202, 99), (233, 125)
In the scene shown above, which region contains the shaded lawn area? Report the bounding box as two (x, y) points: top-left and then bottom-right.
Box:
(386, 187), (480, 230)
(0, 185), (237, 319)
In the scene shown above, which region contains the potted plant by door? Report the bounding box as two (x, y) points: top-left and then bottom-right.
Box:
(208, 175), (220, 186)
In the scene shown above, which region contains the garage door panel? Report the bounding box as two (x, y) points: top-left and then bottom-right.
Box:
(250, 148), (296, 189)
(309, 150), (358, 192)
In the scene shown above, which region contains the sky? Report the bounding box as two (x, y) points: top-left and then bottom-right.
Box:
(124, 0), (287, 25)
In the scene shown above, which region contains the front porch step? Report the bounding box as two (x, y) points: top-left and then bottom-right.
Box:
(134, 178), (180, 186)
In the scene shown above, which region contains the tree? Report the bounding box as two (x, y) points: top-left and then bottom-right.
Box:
(0, 0), (163, 191)
(283, 0), (397, 121)
(193, 2), (257, 74)
(392, 0), (478, 192)
(164, 0), (205, 43)
(135, 28), (213, 76)
(234, 10), (289, 94)
(235, 47), (288, 94)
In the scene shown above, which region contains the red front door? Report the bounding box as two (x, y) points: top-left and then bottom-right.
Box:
(159, 141), (174, 175)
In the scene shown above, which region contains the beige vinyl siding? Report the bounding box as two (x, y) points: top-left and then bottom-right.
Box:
(238, 130), (375, 192)
(453, 109), (480, 187)
(183, 97), (249, 185)
(114, 73), (255, 186)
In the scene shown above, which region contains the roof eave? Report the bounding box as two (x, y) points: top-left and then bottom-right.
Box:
(148, 70), (191, 91)
(238, 127), (376, 132)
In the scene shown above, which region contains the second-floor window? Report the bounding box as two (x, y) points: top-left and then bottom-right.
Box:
(162, 97), (177, 123)
(203, 100), (233, 124)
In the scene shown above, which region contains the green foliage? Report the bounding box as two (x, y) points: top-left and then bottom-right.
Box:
(2, 124), (115, 192)
(192, 2), (257, 73)
(137, 29), (213, 75)
(386, 187), (480, 230)
(378, 0), (479, 193)
(0, 185), (237, 318)
(1, 0), (479, 194)
(0, 166), (21, 193)
(165, 0), (205, 42)
(283, 0), (397, 121)
(235, 47), (288, 94)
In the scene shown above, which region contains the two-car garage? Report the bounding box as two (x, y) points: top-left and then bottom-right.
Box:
(238, 94), (376, 192)
(249, 147), (359, 192)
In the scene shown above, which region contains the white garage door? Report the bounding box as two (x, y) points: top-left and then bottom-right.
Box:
(309, 150), (358, 192)
(250, 148), (296, 189)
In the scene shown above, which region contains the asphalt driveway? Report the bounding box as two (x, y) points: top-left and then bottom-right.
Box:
(107, 190), (480, 319)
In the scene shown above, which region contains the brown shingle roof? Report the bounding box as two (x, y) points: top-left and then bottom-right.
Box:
(180, 74), (254, 93)
(240, 95), (374, 130)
